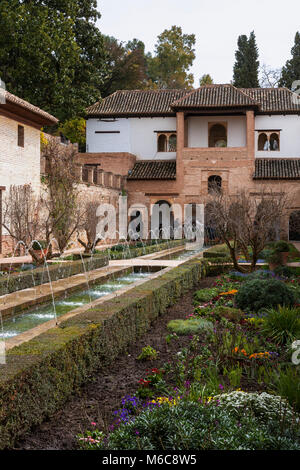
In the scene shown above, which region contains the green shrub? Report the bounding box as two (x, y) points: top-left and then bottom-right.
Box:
(167, 318), (213, 335)
(194, 287), (219, 304)
(31, 240), (47, 250)
(84, 395), (300, 450)
(262, 306), (300, 345)
(137, 345), (159, 361)
(203, 251), (228, 259)
(214, 306), (244, 322)
(235, 278), (295, 312)
(273, 367), (300, 411)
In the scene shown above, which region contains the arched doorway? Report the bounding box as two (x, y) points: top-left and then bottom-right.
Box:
(289, 210), (300, 241)
(204, 202), (219, 244)
(151, 200), (174, 239)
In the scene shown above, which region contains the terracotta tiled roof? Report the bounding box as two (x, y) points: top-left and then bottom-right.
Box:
(127, 160), (176, 180)
(87, 85), (300, 117)
(87, 89), (188, 117)
(172, 84), (259, 109)
(2, 90), (58, 124)
(241, 88), (300, 113)
(253, 159), (300, 179)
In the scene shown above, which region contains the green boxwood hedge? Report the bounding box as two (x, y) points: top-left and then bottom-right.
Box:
(0, 254), (109, 296)
(0, 256), (208, 449)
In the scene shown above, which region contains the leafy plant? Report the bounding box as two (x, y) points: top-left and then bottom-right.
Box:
(235, 278), (295, 312)
(262, 306), (300, 345)
(167, 318), (213, 336)
(272, 367), (300, 411)
(83, 396), (300, 450)
(137, 345), (159, 361)
(194, 287), (219, 304)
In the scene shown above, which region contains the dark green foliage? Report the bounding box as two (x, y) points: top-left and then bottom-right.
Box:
(273, 367), (300, 411)
(0, 0), (107, 121)
(233, 31), (259, 88)
(203, 251), (228, 259)
(235, 279), (295, 312)
(262, 306), (300, 345)
(101, 400), (300, 450)
(101, 36), (148, 97)
(279, 32), (300, 89)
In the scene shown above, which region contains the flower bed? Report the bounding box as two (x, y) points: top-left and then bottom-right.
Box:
(78, 269), (300, 450)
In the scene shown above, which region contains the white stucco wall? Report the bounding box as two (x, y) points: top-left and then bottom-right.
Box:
(187, 115), (247, 148)
(86, 117), (177, 160)
(254, 115), (300, 158)
(86, 118), (131, 153)
(0, 115), (41, 193)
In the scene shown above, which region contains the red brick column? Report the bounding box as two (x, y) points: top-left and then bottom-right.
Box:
(176, 112), (185, 193)
(246, 110), (255, 159)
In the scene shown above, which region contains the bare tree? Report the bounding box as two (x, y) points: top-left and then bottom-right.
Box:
(259, 64), (282, 88)
(206, 185), (289, 272)
(42, 137), (81, 254)
(77, 194), (102, 254)
(2, 184), (42, 262)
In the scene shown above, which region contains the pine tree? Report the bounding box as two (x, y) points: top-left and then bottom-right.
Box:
(199, 74), (213, 86)
(233, 31), (259, 88)
(279, 32), (300, 89)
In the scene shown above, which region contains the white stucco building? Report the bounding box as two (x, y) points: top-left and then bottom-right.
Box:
(0, 90), (58, 252)
(83, 85), (300, 241)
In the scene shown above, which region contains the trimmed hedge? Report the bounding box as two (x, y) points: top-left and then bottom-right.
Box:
(203, 251), (228, 259)
(0, 240), (184, 296)
(108, 239), (184, 259)
(0, 254), (109, 296)
(0, 256), (208, 449)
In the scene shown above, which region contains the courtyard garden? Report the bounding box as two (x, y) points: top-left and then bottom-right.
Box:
(75, 253), (300, 450)
(13, 257), (300, 450)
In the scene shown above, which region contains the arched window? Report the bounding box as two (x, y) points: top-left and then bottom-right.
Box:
(209, 123), (227, 148)
(258, 133), (268, 150)
(270, 133), (280, 151)
(258, 131), (280, 151)
(169, 134), (177, 152)
(208, 175), (222, 193)
(158, 134), (167, 152)
(289, 210), (300, 241)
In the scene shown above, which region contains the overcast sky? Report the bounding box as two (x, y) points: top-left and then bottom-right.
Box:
(97, 0), (300, 86)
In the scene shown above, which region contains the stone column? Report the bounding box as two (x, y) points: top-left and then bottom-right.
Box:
(96, 169), (104, 186)
(75, 165), (83, 183)
(87, 167), (94, 184)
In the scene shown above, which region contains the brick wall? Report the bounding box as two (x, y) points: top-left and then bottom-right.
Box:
(0, 115), (41, 193)
(77, 152), (136, 176)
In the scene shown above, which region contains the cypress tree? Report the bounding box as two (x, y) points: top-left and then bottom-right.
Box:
(279, 32), (300, 89)
(233, 31), (259, 88)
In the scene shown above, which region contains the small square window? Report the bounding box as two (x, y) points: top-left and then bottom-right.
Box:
(18, 125), (24, 147)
